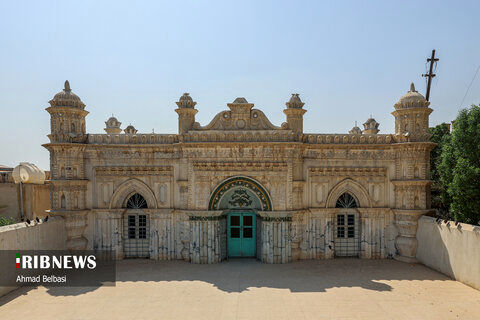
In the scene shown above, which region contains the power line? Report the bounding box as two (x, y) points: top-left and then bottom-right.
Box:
(459, 64), (480, 109)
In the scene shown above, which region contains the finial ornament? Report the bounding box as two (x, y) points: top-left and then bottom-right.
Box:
(410, 82), (416, 92)
(64, 80), (71, 92)
(176, 92), (197, 108)
(286, 93), (305, 108)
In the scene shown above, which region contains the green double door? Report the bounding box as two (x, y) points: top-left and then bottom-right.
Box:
(227, 211), (256, 257)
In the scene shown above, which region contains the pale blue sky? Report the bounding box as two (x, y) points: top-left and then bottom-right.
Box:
(1, 0), (479, 170)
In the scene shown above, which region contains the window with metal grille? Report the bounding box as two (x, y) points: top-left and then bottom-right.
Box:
(138, 215), (147, 239)
(128, 215), (136, 239)
(125, 193), (148, 209)
(127, 214), (148, 239)
(347, 214), (355, 238)
(337, 214), (355, 238)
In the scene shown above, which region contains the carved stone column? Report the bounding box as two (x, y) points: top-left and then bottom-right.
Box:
(393, 209), (428, 263)
(63, 211), (88, 250)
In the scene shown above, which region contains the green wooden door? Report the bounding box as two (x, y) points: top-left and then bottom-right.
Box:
(227, 211), (256, 257)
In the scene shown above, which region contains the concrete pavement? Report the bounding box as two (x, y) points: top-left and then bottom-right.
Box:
(1, 259), (479, 320)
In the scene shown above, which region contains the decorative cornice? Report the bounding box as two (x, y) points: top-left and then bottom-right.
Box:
(50, 180), (88, 191)
(391, 180), (433, 186)
(309, 167), (387, 176)
(193, 161), (287, 171)
(95, 166), (173, 176)
(88, 134), (178, 145)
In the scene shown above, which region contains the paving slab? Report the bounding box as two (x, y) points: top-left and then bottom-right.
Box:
(1, 259), (479, 320)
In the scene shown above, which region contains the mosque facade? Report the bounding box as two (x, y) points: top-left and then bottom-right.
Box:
(43, 81), (434, 263)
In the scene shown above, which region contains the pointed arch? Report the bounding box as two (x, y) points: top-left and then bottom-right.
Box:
(208, 176), (272, 211)
(335, 192), (358, 208)
(109, 178), (157, 209)
(60, 194), (66, 209)
(326, 178), (372, 208)
(125, 193), (148, 209)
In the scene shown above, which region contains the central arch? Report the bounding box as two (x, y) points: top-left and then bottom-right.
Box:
(208, 176), (272, 211)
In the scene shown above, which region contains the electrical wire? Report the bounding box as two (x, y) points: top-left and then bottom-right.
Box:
(459, 64), (480, 108)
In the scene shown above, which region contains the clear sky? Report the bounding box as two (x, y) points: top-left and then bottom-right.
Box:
(1, 0), (479, 170)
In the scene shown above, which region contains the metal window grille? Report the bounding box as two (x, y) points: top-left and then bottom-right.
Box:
(123, 211), (150, 258)
(126, 193), (148, 209)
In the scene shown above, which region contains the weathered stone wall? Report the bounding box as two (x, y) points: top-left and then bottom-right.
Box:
(0, 183), (50, 221)
(189, 218), (225, 264)
(416, 216), (480, 290)
(0, 217), (66, 297)
(0, 183), (20, 220)
(259, 219), (292, 263)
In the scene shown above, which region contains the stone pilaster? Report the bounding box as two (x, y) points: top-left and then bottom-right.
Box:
(283, 108), (306, 135)
(393, 209), (428, 263)
(64, 211), (89, 250)
(175, 108), (198, 134)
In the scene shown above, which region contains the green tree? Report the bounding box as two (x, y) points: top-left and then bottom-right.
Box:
(429, 123), (451, 216)
(438, 105), (480, 224)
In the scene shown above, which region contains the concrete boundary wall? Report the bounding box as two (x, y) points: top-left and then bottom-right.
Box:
(0, 216), (66, 297)
(416, 215), (480, 290)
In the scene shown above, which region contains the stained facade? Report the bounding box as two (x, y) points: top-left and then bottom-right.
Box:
(43, 81), (434, 263)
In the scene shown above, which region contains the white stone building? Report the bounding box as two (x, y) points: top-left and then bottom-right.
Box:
(43, 81), (434, 263)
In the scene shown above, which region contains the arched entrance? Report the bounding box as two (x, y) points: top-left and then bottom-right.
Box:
(208, 176), (272, 258)
(123, 193), (150, 258)
(334, 192), (360, 257)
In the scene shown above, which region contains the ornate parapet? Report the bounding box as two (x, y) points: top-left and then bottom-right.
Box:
(302, 133), (395, 144)
(88, 133), (178, 145)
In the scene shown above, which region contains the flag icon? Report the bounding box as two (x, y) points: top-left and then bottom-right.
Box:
(16, 253), (20, 269)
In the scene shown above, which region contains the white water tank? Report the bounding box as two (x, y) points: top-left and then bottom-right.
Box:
(12, 162), (46, 184)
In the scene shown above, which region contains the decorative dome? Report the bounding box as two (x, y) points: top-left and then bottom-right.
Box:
(363, 117), (380, 134)
(124, 125), (137, 134)
(176, 93), (197, 108)
(349, 121), (362, 135)
(233, 97), (249, 104)
(394, 83), (430, 110)
(49, 80), (85, 109)
(105, 116), (122, 134)
(286, 93), (305, 109)
(105, 116), (121, 128)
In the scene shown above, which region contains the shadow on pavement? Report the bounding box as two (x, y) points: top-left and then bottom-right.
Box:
(1, 258), (451, 301)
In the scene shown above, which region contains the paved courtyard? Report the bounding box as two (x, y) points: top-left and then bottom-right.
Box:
(1, 259), (479, 320)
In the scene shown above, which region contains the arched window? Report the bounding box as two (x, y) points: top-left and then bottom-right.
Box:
(335, 193), (358, 208)
(60, 194), (66, 209)
(125, 193), (148, 209)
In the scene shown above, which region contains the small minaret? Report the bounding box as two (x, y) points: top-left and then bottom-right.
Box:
(104, 116), (122, 134)
(46, 80), (88, 143)
(391, 82), (435, 263)
(392, 83), (432, 142)
(349, 121), (362, 134)
(44, 81), (89, 251)
(362, 117), (380, 134)
(124, 124), (138, 134)
(283, 93), (306, 135)
(175, 93), (198, 134)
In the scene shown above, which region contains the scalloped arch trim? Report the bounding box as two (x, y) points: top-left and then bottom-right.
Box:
(208, 176), (272, 211)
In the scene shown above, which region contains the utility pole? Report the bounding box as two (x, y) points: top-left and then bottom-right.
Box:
(422, 49), (439, 101)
